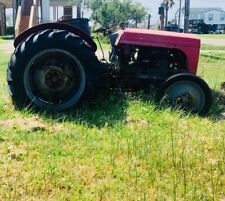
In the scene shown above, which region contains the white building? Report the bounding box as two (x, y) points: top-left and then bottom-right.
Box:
(5, 0), (91, 26)
(6, 8), (13, 26)
(176, 7), (225, 31)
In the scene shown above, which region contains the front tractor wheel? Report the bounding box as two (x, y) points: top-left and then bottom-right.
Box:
(7, 29), (100, 111)
(158, 74), (212, 115)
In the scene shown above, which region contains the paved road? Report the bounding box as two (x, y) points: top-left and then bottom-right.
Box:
(0, 41), (14, 54)
(200, 38), (225, 46)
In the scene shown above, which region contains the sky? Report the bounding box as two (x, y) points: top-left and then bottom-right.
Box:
(135, 0), (225, 25)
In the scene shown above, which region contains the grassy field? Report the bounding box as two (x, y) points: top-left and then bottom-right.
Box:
(0, 43), (225, 200)
(201, 44), (225, 51)
(197, 34), (225, 39)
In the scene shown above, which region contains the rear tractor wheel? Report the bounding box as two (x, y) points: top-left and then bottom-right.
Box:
(158, 74), (212, 115)
(23, 49), (85, 110)
(7, 30), (100, 111)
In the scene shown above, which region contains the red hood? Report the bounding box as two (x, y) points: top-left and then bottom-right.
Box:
(116, 28), (201, 48)
(115, 28), (201, 74)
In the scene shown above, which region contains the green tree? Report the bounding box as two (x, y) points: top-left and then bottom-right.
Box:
(89, 0), (147, 28)
(162, 0), (175, 26)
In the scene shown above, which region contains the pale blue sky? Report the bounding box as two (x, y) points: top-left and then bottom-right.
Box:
(135, 0), (225, 24)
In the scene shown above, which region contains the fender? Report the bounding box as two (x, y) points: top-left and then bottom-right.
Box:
(14, 23), (97, 52)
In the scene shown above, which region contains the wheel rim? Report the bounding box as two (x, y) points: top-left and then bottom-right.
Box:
(24, 49), (85, 110)
(164, 80), (206, 113)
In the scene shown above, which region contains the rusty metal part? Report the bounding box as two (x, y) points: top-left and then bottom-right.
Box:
(14, 22), (97, 51)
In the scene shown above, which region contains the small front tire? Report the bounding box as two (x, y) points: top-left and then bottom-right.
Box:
(158, 73), (212, 115)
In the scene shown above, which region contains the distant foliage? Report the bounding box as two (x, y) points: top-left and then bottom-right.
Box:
(161, 0), (175, 26)
(162, 0), (175, 8)
(6, 26), (14, 35)
(87, 0), (147, 27)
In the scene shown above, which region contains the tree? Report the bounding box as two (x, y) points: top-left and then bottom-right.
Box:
(162, 0), (175, 26)
(88, 0), (147, 28)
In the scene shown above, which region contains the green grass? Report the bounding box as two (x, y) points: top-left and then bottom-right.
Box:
(0, 36), (14, 45)
(0, 46), (225, 200)
(0, 35), (14, 40)
(197, 34), (225, 39)
(201, 44), (225, 51)
(93, 36), (111, 51)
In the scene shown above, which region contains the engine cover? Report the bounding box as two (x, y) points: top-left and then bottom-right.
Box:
(115, 28), (201, 74)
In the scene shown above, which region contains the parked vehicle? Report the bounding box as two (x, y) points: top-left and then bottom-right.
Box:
(189, 20), (210, 34)
(165, 23), (183, 33)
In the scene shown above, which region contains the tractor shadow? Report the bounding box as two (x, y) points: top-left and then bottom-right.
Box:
(36, 88), (225, 128)
(37, 91), (129, 128)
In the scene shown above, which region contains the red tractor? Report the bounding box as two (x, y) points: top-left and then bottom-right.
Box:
(7, 19), (212, 115)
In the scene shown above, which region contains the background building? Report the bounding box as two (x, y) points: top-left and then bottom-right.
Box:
(176, 7), (225, 33)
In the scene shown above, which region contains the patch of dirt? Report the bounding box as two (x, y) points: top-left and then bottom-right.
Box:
(126, 116), (151, 129)
(0, 116), (46, 132)
(0, 116), (65, 132)
(49, 124), (65, 133)
(201, 38), (225, 46)
(6, 145), (27, 161)
(0, 41), (14, 54)
(220, 196), (225, 201)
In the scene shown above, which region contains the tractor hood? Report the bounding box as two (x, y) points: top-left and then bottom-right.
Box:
(116, 28), (201, 48)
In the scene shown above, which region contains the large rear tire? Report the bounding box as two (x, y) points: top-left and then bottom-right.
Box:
(7, 29), (101, 111)
(158, 73), (212, 115)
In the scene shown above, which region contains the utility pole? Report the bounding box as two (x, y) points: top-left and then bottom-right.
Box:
(184, 0), (190, 33)
(165, 2), (169, 27)
(12, 0), (16, 32)
(0, 3), (6, 35)
(159, 6), (164, 30)
(77, 0), (82, 18)
(147, 14), (151, 29)
(41, 0), (50, 23)
(178, 0), (182, 30)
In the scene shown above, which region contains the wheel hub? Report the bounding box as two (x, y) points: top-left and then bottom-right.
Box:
(32, 56), (79, 103)
(176, 93), (194, 109)
(44, 66), (66, 91)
